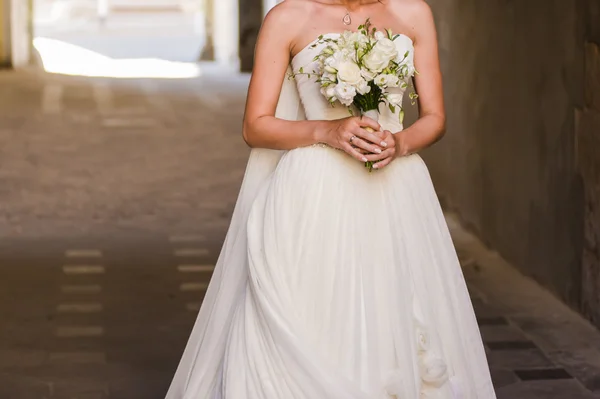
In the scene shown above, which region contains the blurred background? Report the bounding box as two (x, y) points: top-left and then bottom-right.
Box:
(0, 0), (599, 398)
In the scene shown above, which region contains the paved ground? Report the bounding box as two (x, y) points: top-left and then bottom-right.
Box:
(0, 67), (599, 399)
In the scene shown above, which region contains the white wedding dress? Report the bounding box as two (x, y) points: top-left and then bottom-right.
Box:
(166, 33), (496, 399)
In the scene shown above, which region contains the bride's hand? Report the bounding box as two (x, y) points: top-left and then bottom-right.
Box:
(322, 116), (388, 163)
(363, 130), (404, 169)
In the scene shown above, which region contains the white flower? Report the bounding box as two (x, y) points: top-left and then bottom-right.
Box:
(356, 79), (371, 95)
(320, 85), (336, 99)
(337, 61), (363, 86)
(334, 82), (356, 106)
(325, 52), (344, 69)
(375, 74), (400, 88)
(375, 37), (399, 61)
(416, 327), (430, 352)
(360, 68), (377, 81)
(340, 31), (368, 51)
(419, 353), (449, 388)
(322, 72), (337, 83)
(387, 93), (403, 106)
(374, 30), (386, 41)
(363, 38), (398, 72)
(363, 49), (389, 73)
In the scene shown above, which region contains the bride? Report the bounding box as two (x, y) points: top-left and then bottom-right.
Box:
(166, 0), (496, 398)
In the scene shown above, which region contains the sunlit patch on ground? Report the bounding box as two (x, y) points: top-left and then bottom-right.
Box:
(34, 37), (202, 79)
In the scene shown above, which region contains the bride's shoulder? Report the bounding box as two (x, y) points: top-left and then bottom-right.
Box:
(388, 0), (435, 40)
(261, 0), (317, 48)
(263, 0), (316, 27)
(389, 0), (433, 21)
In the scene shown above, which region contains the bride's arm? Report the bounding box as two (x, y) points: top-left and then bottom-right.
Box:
(394, 1), (446, 156)
(241, 3), (385, 160)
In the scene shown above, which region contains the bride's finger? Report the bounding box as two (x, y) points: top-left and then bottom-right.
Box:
(372, 156), (393, 170)
(364, 148), (394, 162)
(354, 128), (388, 148)
(356, 116), (381, 132)
(341, 142), (368, 163)
(349, 135), (383, 155)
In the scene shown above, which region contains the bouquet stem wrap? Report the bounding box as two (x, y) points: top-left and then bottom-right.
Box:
(361, 108), (379, 172)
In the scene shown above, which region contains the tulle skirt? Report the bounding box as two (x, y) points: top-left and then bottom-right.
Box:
(217, 145), (496, 398)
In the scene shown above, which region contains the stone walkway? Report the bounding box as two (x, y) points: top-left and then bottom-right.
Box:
(0, 68), (599, 399)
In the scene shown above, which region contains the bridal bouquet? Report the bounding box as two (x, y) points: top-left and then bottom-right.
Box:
(294, 19), (418, 171)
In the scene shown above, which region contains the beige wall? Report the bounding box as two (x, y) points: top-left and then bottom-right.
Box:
(423, 0), (600, 326)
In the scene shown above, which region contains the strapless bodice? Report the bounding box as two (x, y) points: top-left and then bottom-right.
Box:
(291, 33), (415, 132)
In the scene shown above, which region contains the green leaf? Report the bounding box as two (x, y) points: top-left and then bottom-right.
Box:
(299, 67), (304, 73)
(399, 109), (405, 124)
(389, 103), (396, 114)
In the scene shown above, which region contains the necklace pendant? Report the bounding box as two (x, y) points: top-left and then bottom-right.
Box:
(342, 12), (351, 25)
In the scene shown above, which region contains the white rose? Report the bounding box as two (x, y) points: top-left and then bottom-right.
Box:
(387, 93), (403, 106)
(362, 49), (388, 73)
(419, 354), (449, 388)
(374, 30), (386, 41)
(334, 82), (356, 106)
(337, 61), (363, 86)
(360, 68), (377, 81)
(325, 52), (342, 69)
(374, 37), (399, 61)
(356, 79), (371, 95)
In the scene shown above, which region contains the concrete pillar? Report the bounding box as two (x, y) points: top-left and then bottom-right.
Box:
(199, 0), (214, 60)
(9, 0), (32, 67)
(98, 0), (109, 24)
(0, 0), (33, 68)
(0, 0), (10, 67)
(213, 0), (239, 69)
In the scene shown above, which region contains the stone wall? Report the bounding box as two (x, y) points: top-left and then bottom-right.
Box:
(579, 0), (600, 326)
(423, 0), (600, 326)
